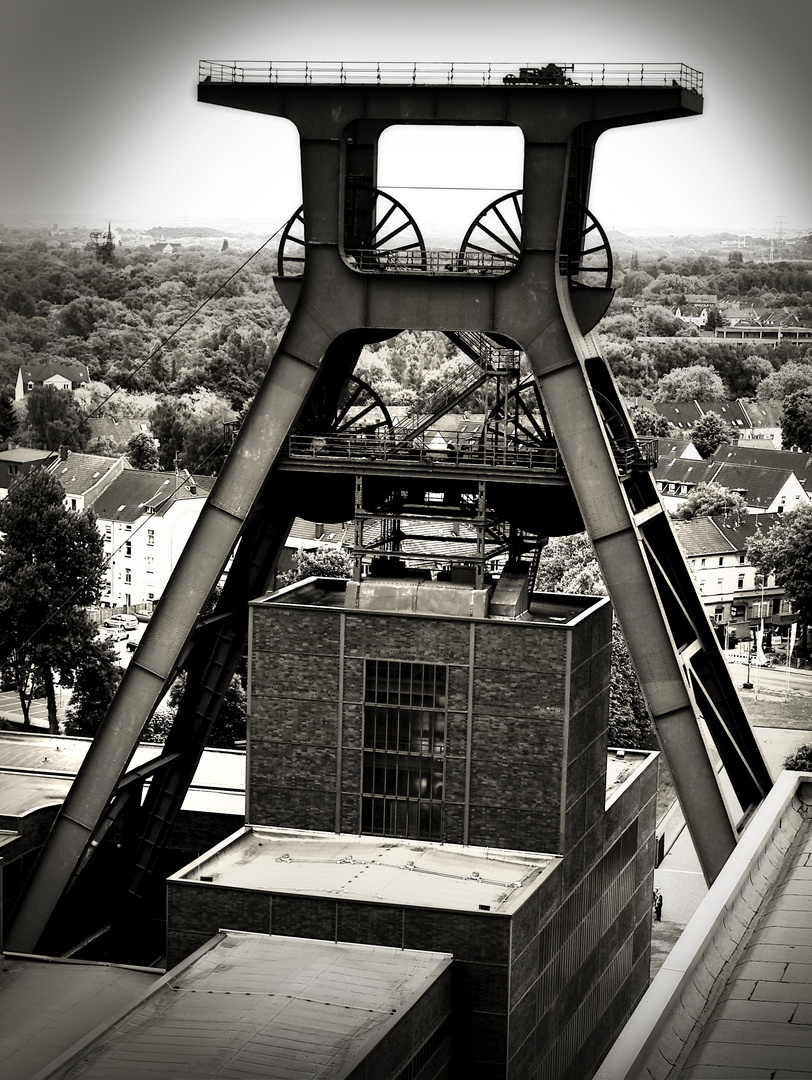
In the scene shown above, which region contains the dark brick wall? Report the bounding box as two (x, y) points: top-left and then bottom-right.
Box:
(166, 758), (656, 1076)
(248, 598), (612, 853)
(504, 755), (659, 1080)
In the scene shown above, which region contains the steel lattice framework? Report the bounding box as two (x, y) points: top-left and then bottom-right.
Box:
(7, 61), (770, 954)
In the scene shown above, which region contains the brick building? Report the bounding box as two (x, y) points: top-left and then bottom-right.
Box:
(165, 566), (660, 1079)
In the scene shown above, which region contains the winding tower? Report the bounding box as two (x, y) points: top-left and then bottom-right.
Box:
(8, 60), (772, 954)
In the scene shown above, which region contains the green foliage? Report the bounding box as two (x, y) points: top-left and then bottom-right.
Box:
(533, 534), (652, 748)
(279, 545), (354, 587)
(143, 670), (246, 748)
(0, 469), (106, 730)
(756, 360), (812, 402)
(148, 388), (236, 473)
(62, 636), (122, 736)
(629, 405), (672, 437)
(654, 365), (728, 403)
(783, 742), (812, 771)
(0, 392), (17, 445)
(780, 388), (812, 451)
(672, 482), (748, 523)
(126, 430), (160, 469)
(19, 385), (89, 451)
(747, 504), (812, 624)
(691, 411), (736, 458)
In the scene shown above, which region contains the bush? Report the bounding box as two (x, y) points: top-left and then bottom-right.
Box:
(783, 743), (812, 771)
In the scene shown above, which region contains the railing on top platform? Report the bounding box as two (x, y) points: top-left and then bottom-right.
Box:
(281, 432), (659, 475)
(199, 61), (703, 95)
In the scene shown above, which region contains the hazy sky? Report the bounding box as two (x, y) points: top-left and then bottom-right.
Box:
(3, 0), (810, 236)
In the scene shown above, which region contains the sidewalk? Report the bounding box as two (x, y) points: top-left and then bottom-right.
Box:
(0, 689), (70, 731)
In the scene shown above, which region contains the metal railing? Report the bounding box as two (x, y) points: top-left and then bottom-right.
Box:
(345, 249), (517, 275)
(282, 433), (562, 472)
(282, 432), (658, 475)
(199, 61), (703, 95)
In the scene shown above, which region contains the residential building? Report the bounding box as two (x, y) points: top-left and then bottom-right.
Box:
(47, 450), (130, 512)
(738, 400), (784, 446)
(670, 513), (793, 644)
(14, 361), (90, 401)
(654, 455), (809, 515)
(648, 398), (785, 445)
(91, 469), (215, 608)
(709, 441), (812, 492)
(84, 416), (154, 453)
(0, 447), (56, 498)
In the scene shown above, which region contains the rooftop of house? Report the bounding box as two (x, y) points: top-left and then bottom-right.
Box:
(28, 931), (452, 1080)
(84, 417), (152, 442)
(711, 442), (812, 486)
(48, 451), (126, 497)
(0, 447), (56, 464)
(671, 512), (781, 557)
(90, 469), (214, 522)
(18, 361), (90, 384)
(655, 455), (804, 509)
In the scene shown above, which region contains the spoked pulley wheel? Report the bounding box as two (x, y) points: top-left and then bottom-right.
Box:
(459, 190), (522, 272)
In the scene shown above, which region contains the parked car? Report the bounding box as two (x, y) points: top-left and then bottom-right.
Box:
(103, 614), (138, 630)
(103, 627), (128, 642)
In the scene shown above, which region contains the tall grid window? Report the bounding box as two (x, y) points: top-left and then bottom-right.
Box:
(362, 659), (447, 840)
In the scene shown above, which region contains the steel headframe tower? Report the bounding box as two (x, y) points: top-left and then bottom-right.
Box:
(7, 60), (772, 954)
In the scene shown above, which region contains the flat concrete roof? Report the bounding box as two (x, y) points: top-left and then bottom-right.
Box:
(0, 956), (157, 1080)
(172, 827), (558, 916)
(36, 931), (452, 1080)
(0, 732), (245, 820)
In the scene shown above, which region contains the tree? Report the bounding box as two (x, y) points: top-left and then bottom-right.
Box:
(143, 670), (247, 748)
(0, 392), (17, 446)
(629, 405), (672, 437)
(781, 388), (812, 451)
(673, 482), (748, 523)
(533, 534), (652, 748)
(126, 430), (160, 469)
(20, 385), (89, 451)
(653, 364), (728, 403)
(747, 504), (812, 626)
(756, 360), (812, 402)
(62, 636), (122, 736)
(279, 545), (354, 587)
(691, 411), (736, 459)
(0, 470), (106, 730)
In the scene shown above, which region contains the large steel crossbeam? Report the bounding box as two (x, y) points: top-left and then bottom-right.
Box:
(6, 69), (771, 954)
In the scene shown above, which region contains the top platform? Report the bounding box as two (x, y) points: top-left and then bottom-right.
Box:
(198, 60), (703, 95)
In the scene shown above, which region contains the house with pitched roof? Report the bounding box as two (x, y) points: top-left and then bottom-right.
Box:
(671, 513), (793, 642)
(649, 399), (785, 446)
(84, 417), (154, 453)
(654, 455), (809, 515)
(709, 441), (812, 493)
(14, 362), (91, 401)
(91, 470), (215, 608)
(739, 399), (784, 445)
(47, 450), (130, 512)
